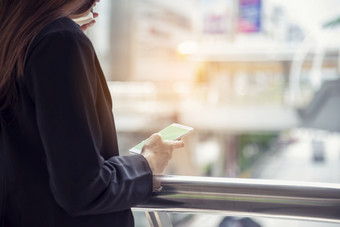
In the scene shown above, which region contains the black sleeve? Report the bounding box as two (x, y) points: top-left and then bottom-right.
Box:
(24, 29), (153, 216)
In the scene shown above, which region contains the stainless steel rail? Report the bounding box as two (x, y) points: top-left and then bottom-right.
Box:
(135, 175), (340, 224)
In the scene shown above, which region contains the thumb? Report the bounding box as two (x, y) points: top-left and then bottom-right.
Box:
(168, 140), (185, 149)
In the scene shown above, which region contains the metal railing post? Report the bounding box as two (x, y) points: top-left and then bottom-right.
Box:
(145, 211), (172, 227)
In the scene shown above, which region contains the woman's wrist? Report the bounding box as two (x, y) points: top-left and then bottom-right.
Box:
(153, 176), (162, 192)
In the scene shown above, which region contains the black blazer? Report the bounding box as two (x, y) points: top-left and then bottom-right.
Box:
(0, 18), (152, 227)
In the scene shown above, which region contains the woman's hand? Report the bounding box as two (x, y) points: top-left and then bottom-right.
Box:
(141, 133), (184, 175)
(80, 0), (100, 32)
(80, 12), (98, 32)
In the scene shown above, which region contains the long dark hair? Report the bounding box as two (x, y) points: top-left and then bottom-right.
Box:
(0, 0), (95, 111)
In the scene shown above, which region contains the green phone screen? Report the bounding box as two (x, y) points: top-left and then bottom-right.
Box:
(131, 124), (191, 153)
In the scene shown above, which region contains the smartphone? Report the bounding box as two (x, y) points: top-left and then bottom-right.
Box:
(72, 11), (94, 26)
(129, 123), (193, 154)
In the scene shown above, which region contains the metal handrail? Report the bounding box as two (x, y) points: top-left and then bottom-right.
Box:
(135, 175), (340, 225)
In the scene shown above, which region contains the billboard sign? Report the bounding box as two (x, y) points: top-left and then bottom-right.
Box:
(238, 0), (262, 33)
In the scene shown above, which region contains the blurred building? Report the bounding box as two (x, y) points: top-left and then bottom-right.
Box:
(90, 0), (196, 81)
(87, 0), (340, 177)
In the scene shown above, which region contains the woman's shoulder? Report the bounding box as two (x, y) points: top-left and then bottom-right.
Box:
(39, 17), (84, 37)
(30, 17), (91, 53)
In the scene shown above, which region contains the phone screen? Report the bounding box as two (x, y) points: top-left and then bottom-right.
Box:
(129, 123), (193, 154)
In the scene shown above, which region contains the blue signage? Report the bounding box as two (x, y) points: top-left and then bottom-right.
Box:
(238, 0), (262, 33)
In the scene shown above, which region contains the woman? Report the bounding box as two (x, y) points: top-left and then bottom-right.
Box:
(0, 0), (184, 226)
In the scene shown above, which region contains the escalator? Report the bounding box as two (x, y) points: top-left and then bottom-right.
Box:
(297, 78), (340, 132)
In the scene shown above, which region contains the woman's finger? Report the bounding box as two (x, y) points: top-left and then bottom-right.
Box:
(80, 20), (96, 32)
